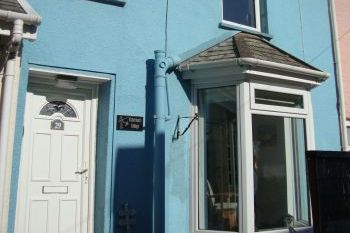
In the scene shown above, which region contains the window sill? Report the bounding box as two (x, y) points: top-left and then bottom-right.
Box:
(89, 0), (127, 6)
(220, 20), (273, 40)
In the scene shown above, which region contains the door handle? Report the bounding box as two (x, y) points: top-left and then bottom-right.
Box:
(75, 168), (88, 174)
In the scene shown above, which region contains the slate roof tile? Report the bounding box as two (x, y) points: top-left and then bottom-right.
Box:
(179, 32), (317, 71)
(0, 0), (25, 14)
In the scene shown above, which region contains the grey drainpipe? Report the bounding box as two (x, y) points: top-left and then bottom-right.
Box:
(153, 50), (179, 233)
(0, 9), (41, 231)
(328, 0), (348, 151)
(0, 10), (41, 25)
(0, 18), (23, 232)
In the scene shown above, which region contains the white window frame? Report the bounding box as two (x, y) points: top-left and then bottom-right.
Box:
(191, 80), (243, 233)
(221, 0), (261, 32)
(191, 78), (315, 233)
(250, 83), (309, 115)
(346, 121), (350, 151)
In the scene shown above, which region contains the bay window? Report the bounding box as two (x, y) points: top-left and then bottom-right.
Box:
(178, 31), (328, 233)
(194, 82), (312, 233)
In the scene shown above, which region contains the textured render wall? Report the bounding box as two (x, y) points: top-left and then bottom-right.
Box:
(334, 0), (350, 120)
(267, 0), (340, 150)
(9, 1), (229, 233)
(9, 0), (340, 233)
(301, 0), (340, 150)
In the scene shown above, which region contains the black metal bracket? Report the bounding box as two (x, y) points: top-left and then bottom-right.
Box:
(172, 113), (199, 141)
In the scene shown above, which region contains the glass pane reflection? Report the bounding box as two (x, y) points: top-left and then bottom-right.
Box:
(198, 86), (239, 232)
(223, 0), (256, 28)
(253, 115), (309, 231)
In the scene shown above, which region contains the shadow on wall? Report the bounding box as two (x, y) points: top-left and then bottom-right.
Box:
(111, 58), (191, 233)
(114, 146), (154, 233)
(112, 59), (156, 233)
(87, 0), (126, 7)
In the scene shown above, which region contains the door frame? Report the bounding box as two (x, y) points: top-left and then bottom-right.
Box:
(15, 69), (106, 233)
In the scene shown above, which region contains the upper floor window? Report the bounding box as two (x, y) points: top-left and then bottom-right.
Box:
(223, 0), (257, 28)
(222, 0), (268, 33)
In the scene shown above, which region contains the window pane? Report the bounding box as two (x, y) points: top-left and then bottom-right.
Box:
(255, 89), (304, 108)
(252, 115), (309, 231)
(198, 86), (239, 232)
(223, 0), (256, 28)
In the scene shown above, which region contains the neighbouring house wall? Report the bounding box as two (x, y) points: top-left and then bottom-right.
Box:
(334, 0), (350, 120)
(8, 0), (340, 233)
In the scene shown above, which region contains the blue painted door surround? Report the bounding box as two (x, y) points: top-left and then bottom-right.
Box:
(9, 0), (340, 233)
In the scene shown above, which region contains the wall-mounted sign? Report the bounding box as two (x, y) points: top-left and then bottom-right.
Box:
(51, 119), (64, 130)
(117, 115), (144, 131)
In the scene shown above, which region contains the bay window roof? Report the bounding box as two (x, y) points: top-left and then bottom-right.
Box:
(178, 32), (328, 87)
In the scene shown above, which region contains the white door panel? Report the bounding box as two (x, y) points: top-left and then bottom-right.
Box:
(16, 83), (97, 233)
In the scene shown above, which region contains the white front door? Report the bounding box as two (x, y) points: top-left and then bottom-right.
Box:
(15, 82), (97, 233)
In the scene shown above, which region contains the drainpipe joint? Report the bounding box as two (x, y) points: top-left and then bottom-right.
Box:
(7, 19), (24, 56)
(155, 50), (180, 73)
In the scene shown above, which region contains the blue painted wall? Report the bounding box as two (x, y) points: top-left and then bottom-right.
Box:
(9, 0), (340, 232)
(267, 0), (340, 150)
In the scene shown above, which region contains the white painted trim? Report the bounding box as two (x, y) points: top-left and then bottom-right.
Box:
(238, 58), (328, 82)
(29, 67), (111, 84)
(306, 92), (316, 150)
(193, 79), (243, 90)
(284, 118), (296, 215)
(189, 85), (197, 233)
(179, 58), (327, 89)
(250, 83), (309, 115)
(250, 109), (307, 119)
(88, 86), (98, 233)
(346, 121), (350, 151)
(239, 82), (255, 233)
(189, 86), (200, 231)
(0, 28), (37, 40)
(220, 20), (260, 32)
(14, 91), (33, 233)
(244, 70), (320, 87)
(255, 0), (261, 30)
